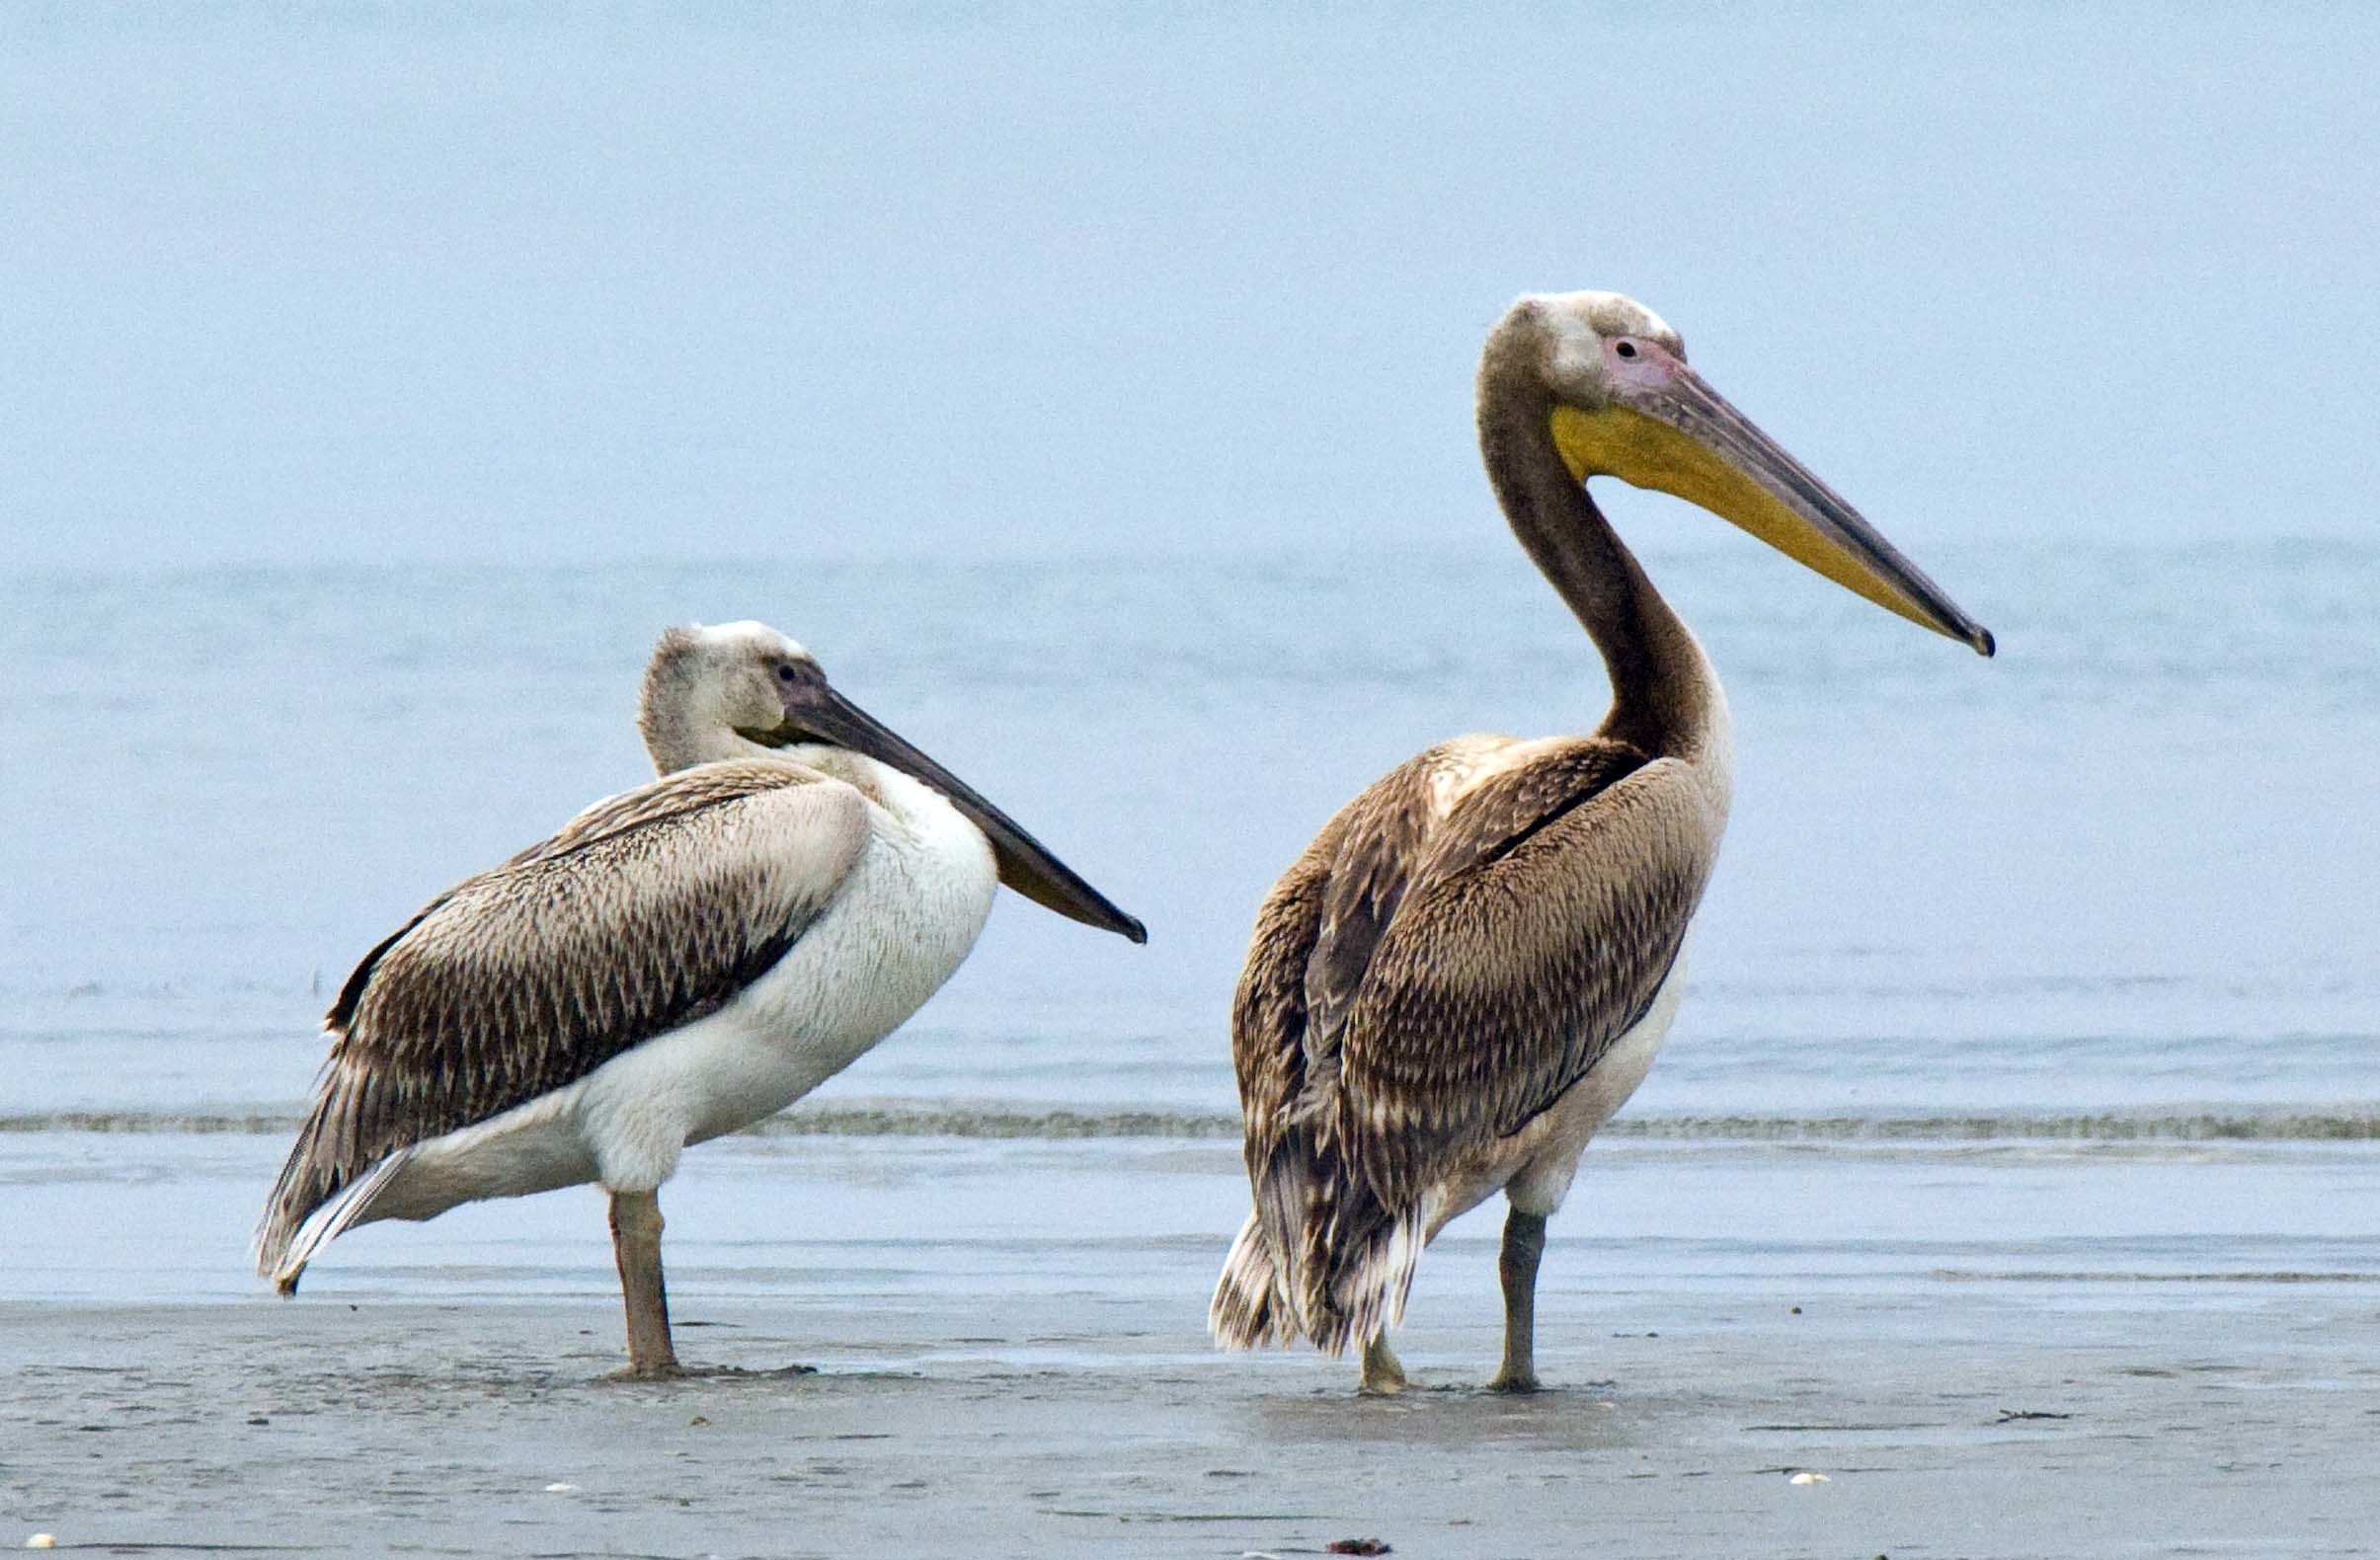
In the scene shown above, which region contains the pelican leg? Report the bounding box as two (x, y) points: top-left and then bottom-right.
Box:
(608, 1189), (683, 1378)
(1358, 1331), (1408, 1395)
(1486, 1208), (1547, 1392)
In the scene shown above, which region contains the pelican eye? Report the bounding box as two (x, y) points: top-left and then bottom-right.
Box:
(1615, 340), (1639, 359)
(775, 663), (799, 681)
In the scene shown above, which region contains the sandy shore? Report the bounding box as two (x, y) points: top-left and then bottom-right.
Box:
(6, 1129), (2379, 1556)
(7, 1275), (2377, 1559)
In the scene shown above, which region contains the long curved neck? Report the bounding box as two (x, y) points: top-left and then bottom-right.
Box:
(1476, 370), (1718, 756)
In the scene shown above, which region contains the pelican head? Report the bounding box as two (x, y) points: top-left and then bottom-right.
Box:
(642, 621), (1146, 943)
(1489, 290), (1994, 656)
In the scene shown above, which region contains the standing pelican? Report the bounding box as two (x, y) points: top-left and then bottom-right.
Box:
(1210, 292), (1992, 1392)
(257, 621), (1144, 1376)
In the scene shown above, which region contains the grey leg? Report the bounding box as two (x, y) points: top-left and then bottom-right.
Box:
(1486, 1207), (1547, 1392)
(1358, 1331), (1408, 1394)
(608, 1189), (683, 1378)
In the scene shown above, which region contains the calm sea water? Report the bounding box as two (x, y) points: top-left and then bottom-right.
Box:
(9, 3), (2377, 1139)
(3, 539), (2375, 1302)
(6, 536), (2375, 1118)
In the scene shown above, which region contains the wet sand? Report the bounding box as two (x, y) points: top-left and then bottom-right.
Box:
(8, 1274), (2377, 1558)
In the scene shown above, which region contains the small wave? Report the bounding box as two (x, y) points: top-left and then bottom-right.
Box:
(0, 1105), (1247, 1141)
(1596, 1111), (2380, 1142)
(752, 1105), (1244, 1140)
(3, 1104), (2376, 1142)
(1933, 1269), (2380, 1285)
(0, 1111), (300, 1135)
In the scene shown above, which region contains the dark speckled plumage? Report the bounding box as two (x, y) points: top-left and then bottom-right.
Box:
(254, 761), (861, 1284)
(1224, 736), (1717, 1351)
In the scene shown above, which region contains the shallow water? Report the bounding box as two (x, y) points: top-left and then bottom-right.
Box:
(2, 541), (2374, 1307)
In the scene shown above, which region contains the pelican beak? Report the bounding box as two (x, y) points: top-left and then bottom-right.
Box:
(1548, 364), (1995, 656)
(778, 681), (1149, 944)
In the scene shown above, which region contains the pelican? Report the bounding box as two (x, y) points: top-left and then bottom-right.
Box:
(256, 620), (1144, 1376)
(1209, 292), (1992, 1392)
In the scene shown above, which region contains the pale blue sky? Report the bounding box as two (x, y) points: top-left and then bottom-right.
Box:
(6, 3), (2375, 568)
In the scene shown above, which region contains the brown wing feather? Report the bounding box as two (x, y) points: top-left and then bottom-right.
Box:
(1228, 815), (1343, 1171)
(1230, 746), (1451, 1176)
(1338, 744), (1710, 1210)
(259, 761), (866, 1269)
(1224, 752), (1439, 1349)
(1298, 755), (1448, 1101)
(1220, 736), (1713, 1349)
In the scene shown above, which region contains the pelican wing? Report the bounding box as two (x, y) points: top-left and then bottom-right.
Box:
(1334, 741), (1713, 1209)
(1228, 814), (1342, 1176)
(1222, 748), (1446, 1348)
(258, 760), (867, 1273)
(1225, 736), (1712, 1348)
(1230, 743), (1471, 1179)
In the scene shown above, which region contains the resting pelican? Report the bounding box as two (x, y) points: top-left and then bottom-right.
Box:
(1210, 292), (1992, 1392)
(256, 620), (1144, 1376)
